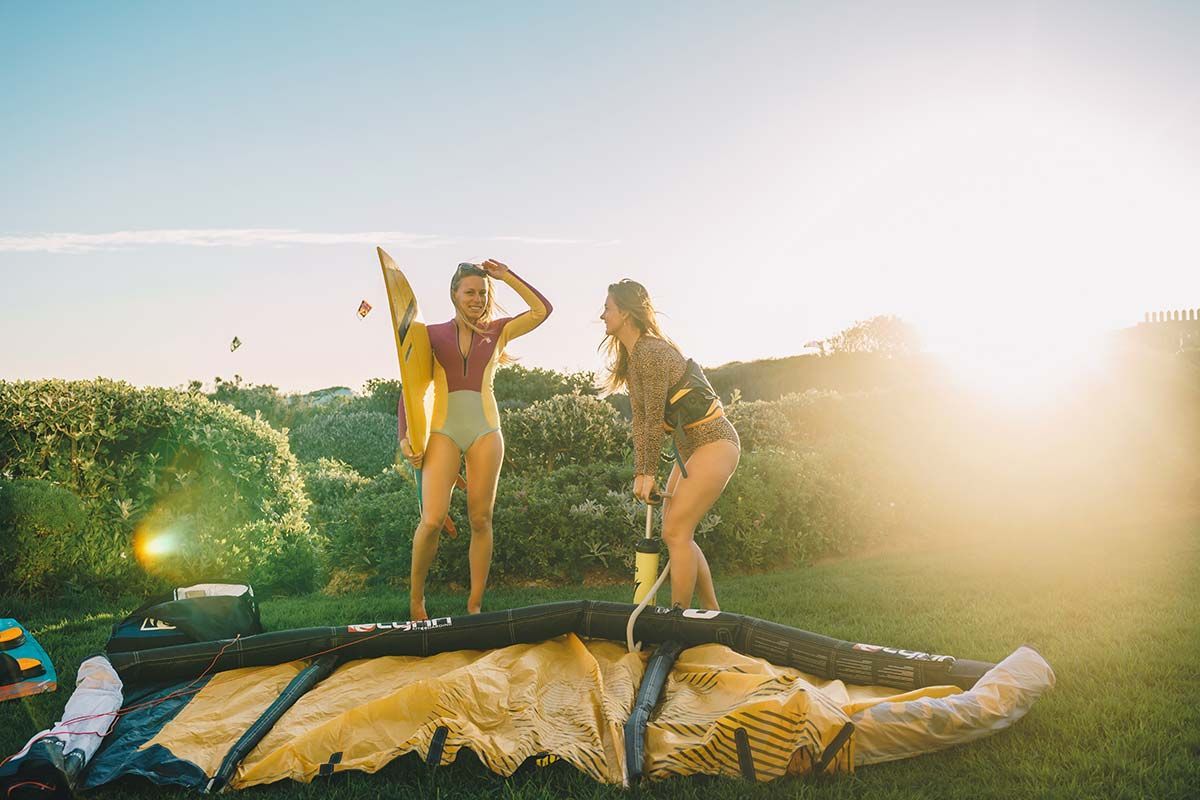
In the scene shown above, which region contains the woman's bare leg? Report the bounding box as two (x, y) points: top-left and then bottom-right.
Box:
(464, 430), (504, 614)
(664, 465), (718, 610)
(661, 440), (740, 609)
(409, 433), (461, 621)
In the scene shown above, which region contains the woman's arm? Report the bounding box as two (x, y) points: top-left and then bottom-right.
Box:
(487, 263), (552, 344)
(396, 396), (422, 467)
(631, 341), (670, 478)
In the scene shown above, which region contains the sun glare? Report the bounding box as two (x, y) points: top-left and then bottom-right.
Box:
(134, 528), (179, 563)
(923, 320), (1108, 406)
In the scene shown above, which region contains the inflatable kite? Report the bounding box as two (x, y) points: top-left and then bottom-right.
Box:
(0, 601), (1053, 795)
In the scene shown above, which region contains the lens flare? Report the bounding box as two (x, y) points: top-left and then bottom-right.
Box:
(134, 527), (179, 564)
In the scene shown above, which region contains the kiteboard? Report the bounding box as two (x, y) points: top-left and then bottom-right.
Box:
(0, 620), (55, 702)
(379, 247), (434, 456)
(378, 247), (461, 536)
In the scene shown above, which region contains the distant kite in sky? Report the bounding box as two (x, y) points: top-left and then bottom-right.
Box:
(230, 337), (242, 352)
(357, 300), (372, 319)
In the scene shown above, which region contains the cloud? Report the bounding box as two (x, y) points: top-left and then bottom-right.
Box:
(0, 229), (452, 254)
(489, 235), (622, 246)
(0, 229), (620, 254)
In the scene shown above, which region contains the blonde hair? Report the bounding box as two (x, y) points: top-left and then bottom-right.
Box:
(451, 263), (513, 363)
(600, 279), (678, 393)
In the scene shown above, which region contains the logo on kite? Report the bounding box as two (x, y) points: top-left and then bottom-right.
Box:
(229, 336), (242, 352)
(852, 642), (955, 663)
(347, 618), (453, 634)
(357, 300), (372, 319)
(139, 618), (177, 632)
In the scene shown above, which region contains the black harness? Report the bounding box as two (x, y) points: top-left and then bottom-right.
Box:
(661, 359), (724, 478)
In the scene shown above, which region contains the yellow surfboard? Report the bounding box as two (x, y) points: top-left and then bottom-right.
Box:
(378, 247), (435, 457)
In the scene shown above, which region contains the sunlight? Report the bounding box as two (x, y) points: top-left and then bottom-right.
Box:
(134, 527), (179, 564)
(923, 320), (1108, 406)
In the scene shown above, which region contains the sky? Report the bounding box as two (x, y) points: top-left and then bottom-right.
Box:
(2, 1), (1198, 392)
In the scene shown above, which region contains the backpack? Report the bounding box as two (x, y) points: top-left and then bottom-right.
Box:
(105, 583), (262, 654)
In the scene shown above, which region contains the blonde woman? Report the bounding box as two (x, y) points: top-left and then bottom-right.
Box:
(600, 279), (739, 610)
(399, 260), (552, 620)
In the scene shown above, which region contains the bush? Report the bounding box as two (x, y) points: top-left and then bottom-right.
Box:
(325, 463), (640, 588)
(0, 379), (315, 595)
(202, 376), (358, 435)
(230, 519), (323, 595)
(321, 446), (894, 590)
(323, 447), (890, 589)
(0, 478), (100, 595)
(502, 394), (629, 473)
(493, 365), (598, 410)
(707, 450), (884, 570)
(354, 379), (402, 415)
(302, 458), (370, 544)
(488, 463), (638, 583)
(327, 466), (422, 582)
(724, 399), (792, 452)
(290, 409), (398, 476)
(320, 459), (892, 590)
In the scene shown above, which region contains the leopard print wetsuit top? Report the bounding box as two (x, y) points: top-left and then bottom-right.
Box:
(626, 336), (740, 475)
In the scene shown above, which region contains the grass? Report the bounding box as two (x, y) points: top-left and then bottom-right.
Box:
(2, 514), (1197, 799)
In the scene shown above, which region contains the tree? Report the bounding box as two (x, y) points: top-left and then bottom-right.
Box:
(822, 315), (920, 356)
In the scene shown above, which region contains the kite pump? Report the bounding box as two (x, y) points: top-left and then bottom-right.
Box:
(632, 495), (665, 605)
(627, 492), (674, 652)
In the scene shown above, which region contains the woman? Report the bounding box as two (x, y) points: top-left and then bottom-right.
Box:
(600, 279), (739, 610)
(399, 259), (552, 620)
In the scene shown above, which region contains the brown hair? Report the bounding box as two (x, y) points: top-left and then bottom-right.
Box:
(600, 279), (678, 393)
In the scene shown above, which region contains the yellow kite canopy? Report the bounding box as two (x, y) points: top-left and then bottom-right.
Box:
(0, 601), (1054, 794)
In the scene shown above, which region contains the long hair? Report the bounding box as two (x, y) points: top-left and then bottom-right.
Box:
(600, 279), (678, 393)
(451, 263), (513, 362)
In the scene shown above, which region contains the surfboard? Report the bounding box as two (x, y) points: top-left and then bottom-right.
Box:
(378, 247), (460, 537)
(379, 247), (435, 457)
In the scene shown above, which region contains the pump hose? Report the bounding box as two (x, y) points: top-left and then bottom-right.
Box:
(626, 559), (672, 653)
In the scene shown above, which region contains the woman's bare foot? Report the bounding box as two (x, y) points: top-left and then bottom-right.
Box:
(410, 599), (429, 622)
(467, 598), (483, 615)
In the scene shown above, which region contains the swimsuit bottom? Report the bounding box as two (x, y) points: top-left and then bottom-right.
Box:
(432, 390), (500, 452)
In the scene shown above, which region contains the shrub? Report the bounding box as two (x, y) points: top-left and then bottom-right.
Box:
(322, 449), (885, 589)
(707, 449), (884, 570)
(203, 376), (354, 433)
(290, 409), (398, 476)
(354, 379), (402, 415)
(0, 379), (315, 595)
(488, 463), (637, 583)
(493, 364), (599, 410)
(0, 478), (94, 595)
(502, 394), (629, 473)
(302, 458), (370, 545)
(230, 519), (323, 595)
(325, 463), (639, 588)
(327, 466), (422, 582)
(724, 399), (792, 452)
(320, 446), (892, 590)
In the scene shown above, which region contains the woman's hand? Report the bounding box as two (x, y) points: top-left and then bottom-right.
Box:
(480, 259), (510, 279)
(399, 438), (424, 469)
(633, 474), (657, 504)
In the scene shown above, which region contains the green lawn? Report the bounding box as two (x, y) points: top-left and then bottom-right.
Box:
(3, 515), (1197, 799)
